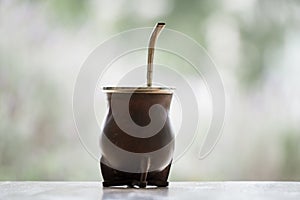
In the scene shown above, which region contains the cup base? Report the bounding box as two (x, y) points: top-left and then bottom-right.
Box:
(100, 159), (171, 188)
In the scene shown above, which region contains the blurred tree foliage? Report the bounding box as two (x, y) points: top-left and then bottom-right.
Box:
(30, 0), (299, 87)
(0, 63), (63, 179)
(1, 0), (300, 180)
(40, 0), (91, 27)
(281, 130), (300, 180)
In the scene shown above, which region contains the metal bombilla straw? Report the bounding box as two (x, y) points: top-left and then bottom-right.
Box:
(147, 22), (165, 87)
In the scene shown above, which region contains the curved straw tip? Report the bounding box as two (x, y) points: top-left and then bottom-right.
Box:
(157, 22), (165, 26)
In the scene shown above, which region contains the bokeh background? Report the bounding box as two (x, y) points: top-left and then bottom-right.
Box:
(1, 0), (300, 181)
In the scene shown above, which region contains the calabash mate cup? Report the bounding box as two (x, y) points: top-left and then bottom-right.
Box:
(99, 22), (173, 188)
(100, 87), (175, 188)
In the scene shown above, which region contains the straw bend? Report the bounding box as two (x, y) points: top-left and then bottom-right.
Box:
(147, 22), (166, 87)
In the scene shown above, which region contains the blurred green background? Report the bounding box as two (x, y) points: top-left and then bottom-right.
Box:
(1, 0), (300, 181)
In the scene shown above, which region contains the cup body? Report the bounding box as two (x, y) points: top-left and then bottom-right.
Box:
(99, 87), (174, 187)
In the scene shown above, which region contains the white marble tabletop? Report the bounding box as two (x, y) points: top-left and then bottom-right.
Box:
(0, 181), (300, 200)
